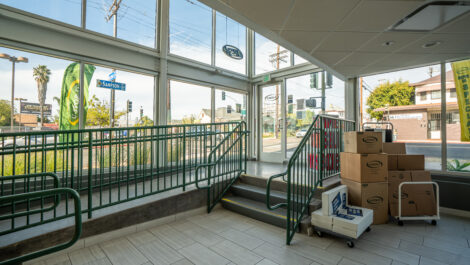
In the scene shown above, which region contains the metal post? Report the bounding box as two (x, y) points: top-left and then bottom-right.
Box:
(440, 62), (447, 171)
(110, 14), (117, 127)
(321, 71), (326, 114)
(11, 61), (15, 131)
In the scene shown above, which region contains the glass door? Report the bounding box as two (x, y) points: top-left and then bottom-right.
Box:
(259, 82), (286, 162)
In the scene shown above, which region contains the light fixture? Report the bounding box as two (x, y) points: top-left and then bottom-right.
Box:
(422, 41), (441, 48)
(391, 1), (470, 31)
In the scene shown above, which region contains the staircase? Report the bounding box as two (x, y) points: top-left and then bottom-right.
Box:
(220, 173), (340, 234)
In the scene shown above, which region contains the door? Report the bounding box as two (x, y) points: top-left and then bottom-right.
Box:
(259, 82), (286, 162)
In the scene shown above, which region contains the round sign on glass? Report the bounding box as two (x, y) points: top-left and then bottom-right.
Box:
(222, 45), (243, 60)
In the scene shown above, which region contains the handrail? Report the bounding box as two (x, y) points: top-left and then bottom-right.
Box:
(266, 115), (355, 244)
(266, 172), (287, 210)
(0, 188), (82, 265)
(195, 121), (246, 189)
(0, 173), (61, 220)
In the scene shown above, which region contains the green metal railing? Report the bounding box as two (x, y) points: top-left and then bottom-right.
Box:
(0, 187), (82, 265)
(266, 115), (355, 244)
(0, 122), (246, 237)
(195, 121), (247, 213)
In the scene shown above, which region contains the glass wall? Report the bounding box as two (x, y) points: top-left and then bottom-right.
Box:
(168, 80), (211, 124)
(0, 0), (81, 26)
(86, 0), (157, 48)
(361, 65), (443, 170)
(294, 54), (308, 65)
(215, 89), (246, 122)
(85, 64), (155, 128)
(0, 46), (77, 132)
(215, 12), (246, 75)
(255, 33), (291, 75)
(325, 74), (345, 118)
(447, 61), (470, 172)
(169, 0), (212, 64)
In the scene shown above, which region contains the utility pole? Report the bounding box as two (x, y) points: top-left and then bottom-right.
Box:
(269, 45), (288, 139)
(106, 0), (121, 127)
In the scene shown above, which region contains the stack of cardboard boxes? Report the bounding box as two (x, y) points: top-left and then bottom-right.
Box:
(384, 143), (437, 217)
(340, 131), (389, 224)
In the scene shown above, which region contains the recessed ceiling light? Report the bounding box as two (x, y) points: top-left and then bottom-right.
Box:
(422, 41), (441, 48)
(382, 41), (395, 47)
(391, 1), (470, 31)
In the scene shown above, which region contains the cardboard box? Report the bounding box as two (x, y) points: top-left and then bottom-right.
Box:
(344, 131), (383, 154)
(388, 170), (414, 216)
(340, 179), (389, 224)
(387, 154), (398, 170)
(311, 209), (333, 230)
(321, 185), (348, 216)
(411, 170), (431, 181)
(389, 200), (417, 217)
(397, 155), (425, 170)
(332, 207), (373, 239)
(340, 153), (388, 183)
(382, 143), (406, 154)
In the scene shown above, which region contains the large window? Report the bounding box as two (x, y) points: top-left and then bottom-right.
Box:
(255, 33), (291, 75)
(168, 80), (211, 124)
(86, 0), (157, 48)
(0, 0), (81, 26)
(85, 64), (155, 128)
(169, 0), (212, 64)
(0, 47), (77, 132)
(215, 12), (246, 75)
(215, 90), (246, 122)
(361, 65), (443, 170)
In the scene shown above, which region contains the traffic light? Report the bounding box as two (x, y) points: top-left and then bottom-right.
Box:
(326, 72), (333, 88)
(310, 73), (318, 88)
(306, 98), (316, 108)
(140, 108), (143, 119)
(127, 100), (132, 112)
(222, 91), (226, 101)
(227, 105), (232, 114)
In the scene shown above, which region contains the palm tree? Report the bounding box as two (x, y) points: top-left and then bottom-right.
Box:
(33, 65), (51, 127)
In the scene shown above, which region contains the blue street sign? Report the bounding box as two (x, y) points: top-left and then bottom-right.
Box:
(96, 79), (126, 91)
(109, 71), (116, 81)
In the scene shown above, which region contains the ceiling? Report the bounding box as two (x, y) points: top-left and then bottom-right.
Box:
(200, 0), (470, 79)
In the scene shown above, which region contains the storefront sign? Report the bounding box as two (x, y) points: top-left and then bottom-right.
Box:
(451, 60), (470, 142)
(20, 102), (52, 115)
(97, 79), (126, 91)
(222, 45), (243, 60)
(388, 113), (423, 120)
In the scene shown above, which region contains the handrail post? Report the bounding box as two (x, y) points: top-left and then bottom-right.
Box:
(182, 126), (186, 191)
(88, 131), (92, 219)
(319, 117), (324, 187)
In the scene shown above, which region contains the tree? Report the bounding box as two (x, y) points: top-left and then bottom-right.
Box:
(33, 65), (51, 127)
(137, 116), (153, 126)
(0, 100), (11, 126)
(86, 95), (125, 128)
(366, 80), (415, 120)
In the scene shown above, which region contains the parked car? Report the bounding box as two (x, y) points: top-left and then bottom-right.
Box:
(296, 128), (308, 138)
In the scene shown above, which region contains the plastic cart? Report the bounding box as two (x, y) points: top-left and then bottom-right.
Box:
(395, 181), (440, 226)
(312, 225), (371, 248)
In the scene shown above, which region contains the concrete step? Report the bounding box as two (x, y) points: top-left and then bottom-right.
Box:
(221, 195), (288, 228)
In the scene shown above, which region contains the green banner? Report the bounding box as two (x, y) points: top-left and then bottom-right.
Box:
(451, 60), (470, 142)
(59, 63), (95, 130)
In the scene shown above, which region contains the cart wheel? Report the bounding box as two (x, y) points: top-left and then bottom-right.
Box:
(366, 227), (371, 232)
(315, 230), (323, 237)
(347, 241), (354, 248)
(431, 220), (437, 226)
(398, 220), (404, 226)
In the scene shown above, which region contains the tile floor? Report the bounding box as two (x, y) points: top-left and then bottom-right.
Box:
(26, 208), (470, 265)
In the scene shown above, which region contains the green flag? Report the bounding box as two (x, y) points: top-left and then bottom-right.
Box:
(59, 63), (95, 130)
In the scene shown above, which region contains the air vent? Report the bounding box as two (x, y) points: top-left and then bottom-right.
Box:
(391, 1), (470, 31)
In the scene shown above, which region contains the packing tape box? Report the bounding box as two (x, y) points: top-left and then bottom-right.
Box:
(322, 185), (348, 216)
(341, 178), (389, 224)
(311, 209), (333, 230)
(340, 153), (388, 183)
(387, 154), (424, 171)
(332, 207), (373, 239)
(344, 131), (383, 154)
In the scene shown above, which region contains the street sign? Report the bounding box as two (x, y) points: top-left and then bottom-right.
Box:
(109, 71), (116, 82)
(96, 79), (126, 91)
(20, 102), (52, 115)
